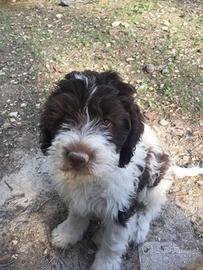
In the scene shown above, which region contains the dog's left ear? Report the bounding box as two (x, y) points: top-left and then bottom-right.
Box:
(118, 83), (144, 167)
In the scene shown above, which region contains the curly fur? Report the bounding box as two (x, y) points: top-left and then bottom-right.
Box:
(40, 70), (203, 270)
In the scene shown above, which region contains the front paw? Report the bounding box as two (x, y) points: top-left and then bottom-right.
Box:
(51, 222), (78, 249)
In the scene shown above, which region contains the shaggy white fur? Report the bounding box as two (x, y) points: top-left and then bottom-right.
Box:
(49, 124), (173, 270)
(41, 71), (202, 270)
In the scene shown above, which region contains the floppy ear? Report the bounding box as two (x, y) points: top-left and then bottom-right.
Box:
(119, 101), (144, 167)
(97, 71), (144, 167)
(39, 94), (68, 154)
(39, 72), (85, 154)
(113, 78), (144, 167)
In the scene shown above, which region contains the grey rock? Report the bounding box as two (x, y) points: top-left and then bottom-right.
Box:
(143, 64), (155, 74)
(9, 111), (18, 118)
(60, 0), (84, 6)
(159, 118), (169, 126)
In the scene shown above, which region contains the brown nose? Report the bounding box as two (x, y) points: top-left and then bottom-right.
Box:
(68, 152), (89, 168)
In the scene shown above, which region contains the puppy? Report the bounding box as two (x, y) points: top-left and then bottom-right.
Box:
(40, 70), (203, 270)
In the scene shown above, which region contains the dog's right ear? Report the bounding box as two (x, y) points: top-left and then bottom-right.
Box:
(39, 72), (85, 154)
(39, 94), (66, 155)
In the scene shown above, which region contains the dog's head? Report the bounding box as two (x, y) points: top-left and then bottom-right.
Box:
(40, 71), (144, 178)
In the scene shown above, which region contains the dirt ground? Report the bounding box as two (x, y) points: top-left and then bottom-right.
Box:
(0, 0), (202, 269)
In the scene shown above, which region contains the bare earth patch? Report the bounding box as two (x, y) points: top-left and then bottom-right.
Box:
(0, 0), (202, 269)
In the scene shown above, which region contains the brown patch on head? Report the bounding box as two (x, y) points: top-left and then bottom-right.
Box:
(62, 142), (96, 175)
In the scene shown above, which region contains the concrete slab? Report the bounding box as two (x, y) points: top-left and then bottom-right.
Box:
(139, 241), (201, 270)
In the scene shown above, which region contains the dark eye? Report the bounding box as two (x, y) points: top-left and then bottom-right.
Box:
(103, 119), (112, 128)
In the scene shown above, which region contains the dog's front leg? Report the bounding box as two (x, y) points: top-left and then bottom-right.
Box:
(51, 210), (89, 249)
(91, 221), (128, 270)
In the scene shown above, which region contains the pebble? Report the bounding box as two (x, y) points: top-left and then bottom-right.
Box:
(161, 26), (169, 31)
(20, 103), (27, 108)
(159, 119), (169, 126)
(188, 190), (193, 195)
(143, 64), (155, 74)
(10, 118), (16, 123)
(56, 14), (63, 19)
(9, 112), (18, 118)
(160, 65), (168, 74)
(12, 240), (18, 246)
(112, 21), (122, 27)
(162, 20), (171, 27)
(126, 57), (134, 62)
(12, 254), (18, 259)
(60, 0), (76, 5)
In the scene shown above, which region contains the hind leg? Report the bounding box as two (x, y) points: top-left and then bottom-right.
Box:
(132, 179), (172, 244)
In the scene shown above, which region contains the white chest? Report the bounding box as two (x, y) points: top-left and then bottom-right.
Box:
(56, 169), (135, 221)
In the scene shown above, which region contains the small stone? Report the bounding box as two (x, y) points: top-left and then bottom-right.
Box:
(159, 65), (168, 74)
(162, 21), (171, 27)
(10, 118), (16, 123)
(20, 103), (27, 108)
(143, 64), (155, 74)
(12, 240), (18, 246)
(188, 190), (193, 195)
(9, 112), (18, 118)
(126, 57), (134, 62)
(159, 119), (169, 126)
(112, 21), (122, 27)
(36, 104), (40, 108)
(11, 80), (18, 84)
(56, 14), (63, 19)
(60, 0), (76, 6)
(11, 254), (18, 259)
(161, 26), (169, 31)
(159, 83), (165, 89)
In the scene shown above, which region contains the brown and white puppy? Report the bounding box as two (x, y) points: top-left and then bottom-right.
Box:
(40, 70), (203, 270)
